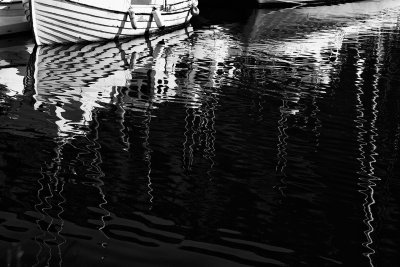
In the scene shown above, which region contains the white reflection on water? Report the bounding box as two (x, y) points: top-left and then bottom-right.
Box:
(0, 39), (33, 96)
(241, 1), (400, 264)
(1, 1), (400, 265)
(244, 0), (400, 93)
(34, 140), (67, 267)
(360, 19), (384, 267)
(275, 99), (289, 196)
(0, 68), (26, 96)
(342, 10), (389, 267)
(29, 28), (193, 138)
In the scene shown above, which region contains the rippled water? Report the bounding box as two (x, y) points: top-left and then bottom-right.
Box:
(1, 0), (400, 266)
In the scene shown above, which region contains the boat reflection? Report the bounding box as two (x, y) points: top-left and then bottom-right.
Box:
(30, 27), (194, 137)
(237, 1), (400, 265)
(0, 36), (33, 96)
(14, 24), (291, 265)
(24, 27), (195, 264)
(2, 1), (400, 264)
(5, 25), (260, 266)
(240, 0), (400, 89)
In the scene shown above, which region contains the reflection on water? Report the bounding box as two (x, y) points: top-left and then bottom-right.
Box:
(2, 0), (400, 266)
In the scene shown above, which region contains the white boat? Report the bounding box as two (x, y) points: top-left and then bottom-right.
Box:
(0, 0), (30, 35)
(23, 0), (199, 45)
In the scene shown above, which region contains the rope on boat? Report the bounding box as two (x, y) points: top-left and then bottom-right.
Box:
(128, 0), (198, 31)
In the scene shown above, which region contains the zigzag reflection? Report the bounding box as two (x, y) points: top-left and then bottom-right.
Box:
(238, 3), (399, 263)
(353, 21), (386, 266)
(19, 25), (278, 265)
(2, 1), (400, 265)
(32, 138), (67, 267)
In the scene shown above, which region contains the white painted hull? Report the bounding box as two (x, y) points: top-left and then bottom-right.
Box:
(26, 0), (197, 45)
(0, 0), (30, 35)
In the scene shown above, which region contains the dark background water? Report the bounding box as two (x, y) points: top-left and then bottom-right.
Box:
(1, 0), (400, 266)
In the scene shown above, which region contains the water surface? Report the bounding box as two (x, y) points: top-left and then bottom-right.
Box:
(1, 0), (400, 266)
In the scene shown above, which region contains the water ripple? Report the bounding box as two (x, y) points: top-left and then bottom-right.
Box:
(1, 1), (400, 266)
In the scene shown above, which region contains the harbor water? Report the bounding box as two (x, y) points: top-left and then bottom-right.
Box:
(1, 0), (400, 266)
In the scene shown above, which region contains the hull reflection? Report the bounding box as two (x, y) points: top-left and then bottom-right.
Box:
(29, 27), (193, 137)
(7, 26), (282, 267)
(0, 36), (34, 96)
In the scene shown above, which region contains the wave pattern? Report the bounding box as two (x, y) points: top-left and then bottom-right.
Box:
(2, 1), (400, 266)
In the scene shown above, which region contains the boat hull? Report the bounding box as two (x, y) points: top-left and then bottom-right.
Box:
(0, 1), (30, 36)
(256, 0), (312, 6)
(27, 0), (196, 45)
(257, 0), (307, 2)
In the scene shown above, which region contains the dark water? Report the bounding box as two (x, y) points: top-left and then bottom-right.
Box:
(1, 0), (400, 266)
